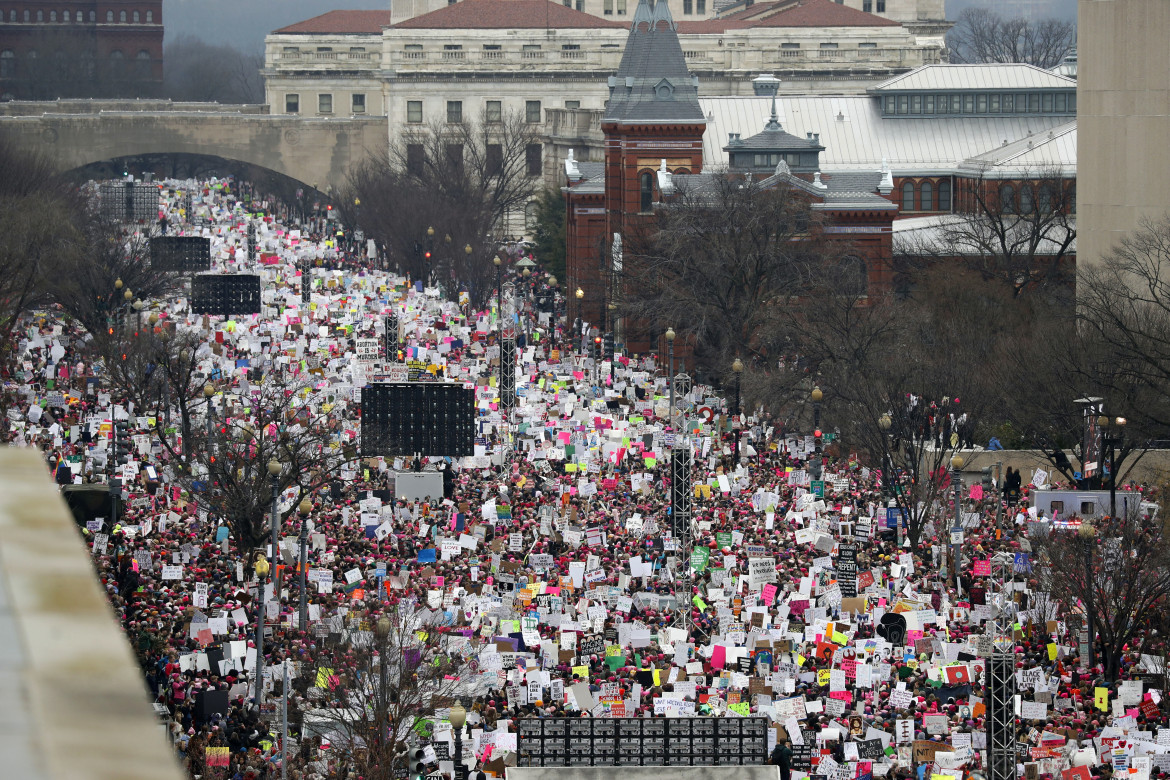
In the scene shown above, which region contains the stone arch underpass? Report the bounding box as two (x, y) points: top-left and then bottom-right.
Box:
(0, 103), (388, 193)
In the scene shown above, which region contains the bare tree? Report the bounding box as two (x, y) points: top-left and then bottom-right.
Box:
(345, 109), (543, 306)
(619, 175), (841, 381)
(1032, 513), (1170, 681)
(895, 170), (1076, 301)
(297, 605), (477, 780)
(163, 36), (264, 104)
(947, 8), (1076, 69)
(1078, 215), (1170, 433)
(159, 375), (355, 551)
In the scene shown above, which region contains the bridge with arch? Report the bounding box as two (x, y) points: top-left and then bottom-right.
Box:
(0, 100), (388, 192)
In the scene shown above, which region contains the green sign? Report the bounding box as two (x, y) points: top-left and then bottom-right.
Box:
(690, 547), (710, 572)
(715, 532), (733, 549)
(811, 480), (825, 498)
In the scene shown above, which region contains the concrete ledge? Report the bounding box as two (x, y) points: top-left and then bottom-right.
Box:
(0, 447), (184, 780)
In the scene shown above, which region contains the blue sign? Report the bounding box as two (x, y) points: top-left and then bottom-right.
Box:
(885, 507), (906, 529)
(1013, 553), (1032, 573)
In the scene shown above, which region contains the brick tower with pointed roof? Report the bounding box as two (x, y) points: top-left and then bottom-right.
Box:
(603, 0), (706, 240)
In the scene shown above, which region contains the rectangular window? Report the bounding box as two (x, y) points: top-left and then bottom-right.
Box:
(446, 100), (462, 123)
(318, 93), (333, 114)
(697, 0), (705, 12)
(485, 100), (502, 123)
(950, 95), (961, 113)
(525, 100), (542, 123)
(1069, 93), (1076, 112)
(1055, 93), (1066, 112)
(1028, 93), (1040, 112)
(443, 44), (463, 50)
(684, 0), (692, 13)
(617, 0), (626, 13)
(859, 42), (878, 49)
(282, 46), (299, 58)
(990, 94), (1000, 113)
(1002, 94), (1014, 112)
(526, 143), (542, 177)
(924, 95), (934, 114)
(483, 44), (501, 50)
(565, 99), (580, 109)
(407, 144), (425, 176)
(963, 94), (974, 113)
(884, 95), (894, 114)
(486, 144), (503, 176)
(976, 94), (987, 113)
(877, 0), (885, 10)
(285, 94), (299, 114)
(863, 0), (872, 10)
(576, 0), (584, 10)
(820, 42), (839, 49)
(352, 93), (366, 113)
(897, 95), (908, 114)
(781, 42), (801, 49)
(405, 44), (423, 51)
(936, 94), (948, 114)
(445, 143), (464, 171)
(604, 0), (613, 13)
(911, 95), (922, 113)
(406, 100), (423, 123)
(562, 44), (580, 50)
(522, 44), (541, 51)
(1042, 93), (1054, 112)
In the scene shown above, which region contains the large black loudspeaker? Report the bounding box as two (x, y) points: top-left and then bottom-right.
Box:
(361, 383), (475, 457)
(99, 182), (157, 222)
(191, 274), (263, 316)
(151, 236), (212, 273)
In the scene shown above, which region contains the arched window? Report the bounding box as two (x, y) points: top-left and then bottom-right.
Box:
(0, 51), (14, 79)
(1037, 184), (1055, 214)
(639, 170), (654, 212)
(938, 179), (952, 211)
(107, 10), (113, 21)
(109, 49), (125, 78)
(90, 10), (96, 21)
(132, 10), (140, 22)
(7, 10), (13, 22)
(50, 10), (57, 21)
(63, 10), (70, 22)
(837, 255), (868, 296)
(1019, 184), (1034, 214)
(146, 10), (152, 22)
(36, 9), (43, 21)
(999, 184), (1015, 214)
(23, 9), (29, 21)
(134, 50), (151, 78)
(119, 10), (127, 22)
(920, 181), (933, 211)
(901, 181), (915, 211)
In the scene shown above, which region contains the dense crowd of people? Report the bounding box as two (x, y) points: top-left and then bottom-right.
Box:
(4, 177), (1169, 780)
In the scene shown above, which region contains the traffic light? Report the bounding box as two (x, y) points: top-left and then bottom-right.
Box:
(602, 331), (615, 361)
(593, 335), (602, 360)
(113, 421), (133, 467)
(409, 747), (427, 780)
(982, 467), (993, 493)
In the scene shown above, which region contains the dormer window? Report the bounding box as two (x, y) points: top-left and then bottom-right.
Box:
(654, 78), (674, 100)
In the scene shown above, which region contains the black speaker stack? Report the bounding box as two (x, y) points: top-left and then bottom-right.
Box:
(360, 383), (475, 457)
(191, 274), (263, 317)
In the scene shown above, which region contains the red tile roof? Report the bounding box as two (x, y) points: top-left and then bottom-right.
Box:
(273, 10), (394, 35)
(700, 0), (901, 31)
(393, 0), (628, 29)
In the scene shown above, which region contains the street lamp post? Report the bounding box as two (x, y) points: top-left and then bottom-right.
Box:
(1078, 521), (1097, 668)
(204, 382), (216, 463)
(951, 454), (964, 597)
(811, 386), (823, 481)
(1098, 415), (1127, 519)
(267, 455), (281, 609)
(253, 554), (270, 706)
(493, 255), (503, 400)
(880, 413), (901, 547)
(666, 328), (676, 435)
(731, 358), (743, 464)
(449, 701), (467, 780)
(574, 287), (584, 352)
(297, 498), (312, 631)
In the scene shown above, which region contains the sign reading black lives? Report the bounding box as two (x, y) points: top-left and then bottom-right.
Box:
(150, 236), (211, 273)
(360, 383), (475, 457)
(191, 274), (262, 317)
(518, 717), (768, 767)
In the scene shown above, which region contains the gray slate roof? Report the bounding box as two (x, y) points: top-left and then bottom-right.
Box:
(603, 0), (706, 125)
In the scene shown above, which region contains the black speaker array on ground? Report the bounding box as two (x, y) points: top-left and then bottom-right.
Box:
(517, 717), (769, 767)
(360, 383), (475, 457)
(150, 236), (212, 273)
(191, 274), (263, 317)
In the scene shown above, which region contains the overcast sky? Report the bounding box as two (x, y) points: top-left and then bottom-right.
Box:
(164, 0), (1078, 54)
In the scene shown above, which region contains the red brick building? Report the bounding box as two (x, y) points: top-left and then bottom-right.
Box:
(0, 0), (163, 99)
(564, 0), (898, 352)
